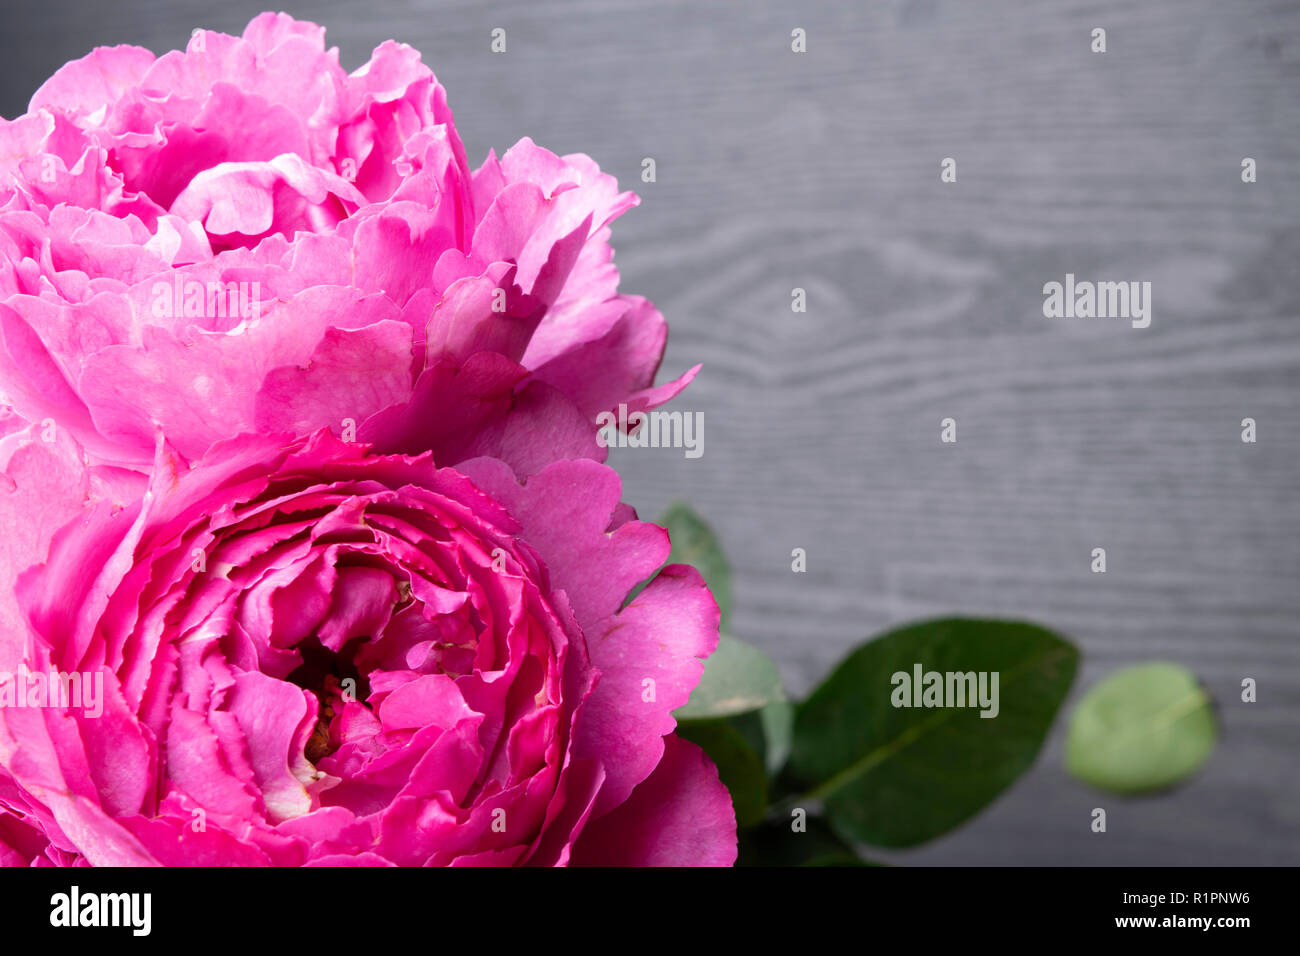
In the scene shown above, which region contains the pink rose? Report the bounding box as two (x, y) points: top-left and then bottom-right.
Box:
(0, 425), (736, 865)
(0, 13), (694, 470)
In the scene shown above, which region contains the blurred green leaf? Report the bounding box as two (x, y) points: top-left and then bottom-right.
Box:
(791, 618), (1077, 848)
(731, 700), (795, 777)
(658, 501), (732, 631)
(759, 700), (795, 776)
(1066, 662), (1217, 793)
(676, 719), (767, 828)
(676, 635), (785, 720)
(737, 816), (879, 867)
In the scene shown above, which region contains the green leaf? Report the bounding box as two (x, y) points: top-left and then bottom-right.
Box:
(675, 720), (768, 828)
(737, 816), (880, 867)
(658, 501), (732, 631)
(731, 700), (795, 777)
(676, 635), (785, 721)
(759, 700), (795, 776)
(791, 618), (1078, 848)
(1066, 662), (1217, 793)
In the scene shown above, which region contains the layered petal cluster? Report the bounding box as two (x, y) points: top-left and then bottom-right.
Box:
(0, 13), (692, 470)
(0, 427), (735, 865)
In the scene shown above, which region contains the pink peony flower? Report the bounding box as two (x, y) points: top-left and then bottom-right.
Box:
(0, 13), (694, 471)
(0, 425), (736, 865)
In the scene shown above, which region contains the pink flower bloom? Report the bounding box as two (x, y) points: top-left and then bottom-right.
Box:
(0, 13), (694, 471)
(0, 426), (735, 866)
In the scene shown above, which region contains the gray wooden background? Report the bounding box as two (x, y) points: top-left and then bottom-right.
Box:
(3, 0), (1297, 865)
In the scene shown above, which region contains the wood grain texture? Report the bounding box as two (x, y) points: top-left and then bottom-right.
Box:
(3, 0), (1297, 865)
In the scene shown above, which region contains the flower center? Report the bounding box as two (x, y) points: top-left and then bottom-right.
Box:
(286, 637), (371, 764)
